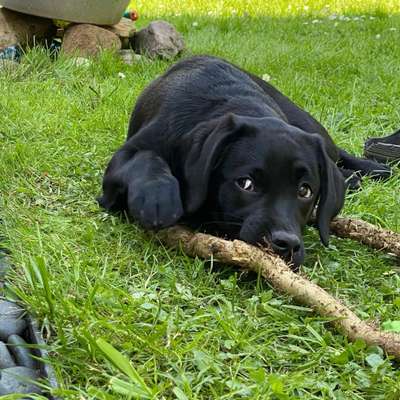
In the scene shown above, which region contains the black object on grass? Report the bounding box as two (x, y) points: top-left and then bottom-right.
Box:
(364, 129), (400, 163)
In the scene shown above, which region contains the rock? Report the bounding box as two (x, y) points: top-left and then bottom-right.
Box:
(0, 8), (55, 49)
(0, 366), (41, 395)
(106, 17), (136, 49)
(132, 20), (185, 60)
(0, 301), (25, 319)
(62, 24), (121, 57)
(119, 49), (143, 65)
(8, 335), (36, 369)
(0, 318), (27, 341)
(0, 341), (16, 368)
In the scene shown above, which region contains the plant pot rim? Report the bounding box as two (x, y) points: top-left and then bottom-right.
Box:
(0, 0), (130, 25)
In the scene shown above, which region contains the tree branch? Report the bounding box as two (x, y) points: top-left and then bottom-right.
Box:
(331, 216), (400, 257)
(156, 222), (400, 359)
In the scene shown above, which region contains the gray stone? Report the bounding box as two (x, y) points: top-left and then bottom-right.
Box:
(0, 8), (55, 49)
(62, 23), (121, 57)
(119, 49), (143, 65)
(0, 366), (41, 395)
(0, 341), (16, 368)
(132, 20), (185, 60)
(0, 300), (24, 319)
(0, 318), (27, 341)
(8, 335), (36, 369)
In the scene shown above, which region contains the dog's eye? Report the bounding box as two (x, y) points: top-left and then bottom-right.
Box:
(298, 183), (313, 199)
(236, 177), (255, 192)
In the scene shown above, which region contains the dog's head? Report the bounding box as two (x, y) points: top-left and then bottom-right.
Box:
(183, 113), (345, 268)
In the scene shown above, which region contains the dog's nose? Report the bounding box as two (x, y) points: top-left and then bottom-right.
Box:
(271, 231), (301, 255)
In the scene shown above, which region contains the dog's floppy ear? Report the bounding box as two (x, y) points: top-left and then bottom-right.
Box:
(183, 113), (245, 214)
(315, 139), (346, 246)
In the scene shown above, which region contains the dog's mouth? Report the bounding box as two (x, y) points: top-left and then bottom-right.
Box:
(262, 236), (304, 271)
(285, 249), (304, 271)
(197, 217), (305, 270)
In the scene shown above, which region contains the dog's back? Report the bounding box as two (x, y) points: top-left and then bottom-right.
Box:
(128, 56), (284, 139)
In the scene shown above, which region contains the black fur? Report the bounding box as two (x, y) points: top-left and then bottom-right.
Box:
(99, 55), (390, 267)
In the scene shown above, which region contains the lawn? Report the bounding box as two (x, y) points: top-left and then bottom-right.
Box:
(1, 0), (400, 398)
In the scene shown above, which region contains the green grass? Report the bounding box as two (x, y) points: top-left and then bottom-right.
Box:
(1, 0), (400, 398)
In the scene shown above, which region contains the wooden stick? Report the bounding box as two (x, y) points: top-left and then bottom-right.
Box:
(330, 216), (400, 257)
(156, 226), (400, 359)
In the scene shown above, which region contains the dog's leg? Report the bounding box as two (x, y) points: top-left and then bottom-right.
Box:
(340, 168), (361, 190)
(99, 150), (183, 229)
(337, 149), (392, 180)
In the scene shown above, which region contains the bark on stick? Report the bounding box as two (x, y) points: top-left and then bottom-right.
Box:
(156, 225), (400, 359)
(330, 216), (400, 257)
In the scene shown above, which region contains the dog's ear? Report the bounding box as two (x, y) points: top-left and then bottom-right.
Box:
(315, 139), (346, 246)
(183, 113), (245, 214)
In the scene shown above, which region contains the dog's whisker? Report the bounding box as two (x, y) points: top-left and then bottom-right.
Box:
(261, 236), (273, 251)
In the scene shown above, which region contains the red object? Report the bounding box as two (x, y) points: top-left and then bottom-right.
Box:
(124, 10), (139, 21)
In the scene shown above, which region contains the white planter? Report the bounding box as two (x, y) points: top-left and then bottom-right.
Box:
(0, 0), (130, 25)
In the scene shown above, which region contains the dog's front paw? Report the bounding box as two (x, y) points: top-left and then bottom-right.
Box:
(127, 176), (184, 229)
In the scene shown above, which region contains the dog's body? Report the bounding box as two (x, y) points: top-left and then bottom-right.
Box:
(99, 55), (390, 267)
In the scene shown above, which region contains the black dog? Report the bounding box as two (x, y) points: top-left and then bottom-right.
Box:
(99, 55), (390, 267)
